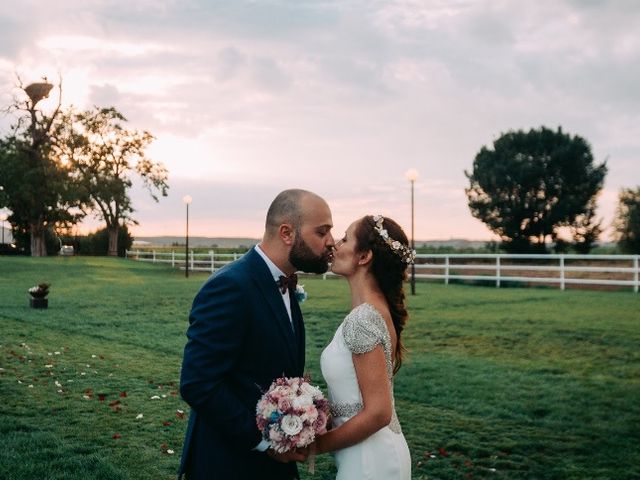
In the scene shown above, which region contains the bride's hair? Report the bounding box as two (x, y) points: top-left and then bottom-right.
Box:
(354, 215), (410, 374)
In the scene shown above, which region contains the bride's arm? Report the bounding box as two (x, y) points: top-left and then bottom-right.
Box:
(314, 346), (392, 454)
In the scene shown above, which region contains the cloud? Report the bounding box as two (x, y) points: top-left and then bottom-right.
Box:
(1, 0), (639, 241)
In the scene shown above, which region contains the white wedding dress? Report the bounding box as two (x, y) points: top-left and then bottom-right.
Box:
(320, 303), (411, 479)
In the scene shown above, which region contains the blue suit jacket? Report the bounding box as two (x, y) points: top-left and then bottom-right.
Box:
(178, 248), (305, 479)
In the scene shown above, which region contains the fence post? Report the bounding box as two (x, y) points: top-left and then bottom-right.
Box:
(190, 250), (194, 271)
(153, 250), (156, 263)
(496, 255), (501, 288)
(444, 256), (449, 285)
(560, 255), (565, 290)
(210, 250), (215, 273)
(634, 256), (639, 293)
(171, 250), (175, 267)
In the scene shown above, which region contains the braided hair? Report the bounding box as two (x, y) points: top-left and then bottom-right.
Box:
(354, 215), (410, 374)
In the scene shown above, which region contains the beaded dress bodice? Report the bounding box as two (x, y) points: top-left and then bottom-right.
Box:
(320, 303), (402, 434)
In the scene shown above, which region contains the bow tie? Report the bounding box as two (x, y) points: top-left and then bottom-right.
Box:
(277, 274), (298, 294)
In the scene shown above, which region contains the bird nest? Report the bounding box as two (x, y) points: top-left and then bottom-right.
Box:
(25, 82), (53, 104)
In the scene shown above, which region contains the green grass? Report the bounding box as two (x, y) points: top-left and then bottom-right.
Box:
(1, 257), (639, 479)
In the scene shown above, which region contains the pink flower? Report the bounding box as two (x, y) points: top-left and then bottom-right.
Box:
(315, 409), (328, 433)
(277, 397), (292, 412)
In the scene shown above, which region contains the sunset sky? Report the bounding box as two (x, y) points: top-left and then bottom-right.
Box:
(1, 0), (639, 241)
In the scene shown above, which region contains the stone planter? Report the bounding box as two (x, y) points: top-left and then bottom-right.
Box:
(29, 297), (48, 309)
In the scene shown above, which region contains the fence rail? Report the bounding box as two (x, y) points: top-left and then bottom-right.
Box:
(126, 250), (640, 292)
(416, 253), (639, 292)
(125, 249), (242, 273)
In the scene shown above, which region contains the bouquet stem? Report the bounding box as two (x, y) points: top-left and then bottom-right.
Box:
(307, 444), (316, 474)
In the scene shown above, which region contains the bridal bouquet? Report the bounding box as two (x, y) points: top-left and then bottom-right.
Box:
(256, 376), (329, 454)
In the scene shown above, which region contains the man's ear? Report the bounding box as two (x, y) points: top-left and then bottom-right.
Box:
(358, 249), (373, 266)
(279, 223), (295, 246)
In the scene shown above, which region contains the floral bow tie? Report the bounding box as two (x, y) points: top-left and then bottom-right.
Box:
(277, 274), (298, 294)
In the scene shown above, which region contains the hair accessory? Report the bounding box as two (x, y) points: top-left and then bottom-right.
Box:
(372, 215), (416, 264)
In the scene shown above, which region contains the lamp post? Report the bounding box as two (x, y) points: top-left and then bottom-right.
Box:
(405, 168), (419, 295)
(183, 195), (192, 278)
(0, 213), (6, 246)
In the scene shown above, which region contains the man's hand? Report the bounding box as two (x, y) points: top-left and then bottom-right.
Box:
(266, 446), (309, 463)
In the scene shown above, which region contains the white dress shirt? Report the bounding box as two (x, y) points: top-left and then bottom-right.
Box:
(254, 244), (294, 323)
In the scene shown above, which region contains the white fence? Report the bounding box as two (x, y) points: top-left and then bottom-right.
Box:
(416, 253), (639, 292)
(126, 250), (639, 292)
(125, 249), (242, 273)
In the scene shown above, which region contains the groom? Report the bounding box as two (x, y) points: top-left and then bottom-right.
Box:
(178, 189), (334, 480)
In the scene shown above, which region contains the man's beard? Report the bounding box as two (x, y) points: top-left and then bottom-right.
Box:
(289, 234), (330, 274)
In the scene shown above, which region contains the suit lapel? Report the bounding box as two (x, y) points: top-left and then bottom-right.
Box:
(246, 249), (298, 369)
(290, 292), (305, 375)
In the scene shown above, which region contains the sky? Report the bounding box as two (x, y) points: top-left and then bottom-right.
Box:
(1, 0), (639, 241)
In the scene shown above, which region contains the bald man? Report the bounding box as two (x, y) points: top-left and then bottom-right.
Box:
(178, 189), (334, 480)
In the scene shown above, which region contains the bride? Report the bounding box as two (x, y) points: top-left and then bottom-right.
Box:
(315, 215), (414, 479)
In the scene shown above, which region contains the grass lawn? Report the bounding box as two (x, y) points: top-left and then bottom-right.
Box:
(1, 256), (638, 479)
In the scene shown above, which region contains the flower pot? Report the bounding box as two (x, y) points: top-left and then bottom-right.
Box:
(30, 297), (48, 309)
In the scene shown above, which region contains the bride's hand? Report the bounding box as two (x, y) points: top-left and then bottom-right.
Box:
(310, 436), (327, 455)
(266, 446), (309, 463)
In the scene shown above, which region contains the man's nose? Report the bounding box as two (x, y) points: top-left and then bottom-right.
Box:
(326, 233), (335, 246)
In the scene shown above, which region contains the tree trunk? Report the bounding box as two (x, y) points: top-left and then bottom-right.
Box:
(108, 225), (119, 257)
(30, 221), (47, 257)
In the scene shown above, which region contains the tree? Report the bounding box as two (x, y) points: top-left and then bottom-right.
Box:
(465, 126), (607, 253)
(54, 107), (168, 256)
(613, 187), (640, 254)
(0, 77), (86, 256)
(570, 199), (602, 254)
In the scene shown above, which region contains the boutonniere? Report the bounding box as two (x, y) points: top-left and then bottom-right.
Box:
(295, 284), (307, 303)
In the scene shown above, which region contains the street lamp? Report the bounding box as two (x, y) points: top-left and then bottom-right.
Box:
(183, 195), (192, 278)
(0, 213), (7, 246)
(405, 168), (419, 295)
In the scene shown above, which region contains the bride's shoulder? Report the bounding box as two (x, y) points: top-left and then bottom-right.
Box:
(342, 303), (386, 353)
(345, 303), (386, 324)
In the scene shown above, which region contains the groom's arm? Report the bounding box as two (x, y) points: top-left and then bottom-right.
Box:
(179, 273), (262, 450)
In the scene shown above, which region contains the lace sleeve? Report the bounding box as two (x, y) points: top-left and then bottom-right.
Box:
(342, 305), (385, 354)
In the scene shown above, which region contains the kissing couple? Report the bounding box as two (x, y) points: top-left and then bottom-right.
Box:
(178, 189), (413, 479)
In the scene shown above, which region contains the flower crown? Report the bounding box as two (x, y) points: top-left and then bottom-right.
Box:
(372, 215), (416, 264)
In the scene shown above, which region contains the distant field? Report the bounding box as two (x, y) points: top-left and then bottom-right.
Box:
(1, 257), (638, 479)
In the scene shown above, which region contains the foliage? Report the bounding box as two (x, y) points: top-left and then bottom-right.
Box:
(52, 107), (168, 256)
(613, 187), (640, 254)
(1, 80), (169, 259)
(465, 126), (607, 253)
(0, 82), (87, 256)
(1, 257), (639, 479)
(73, 226), (134, 257)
